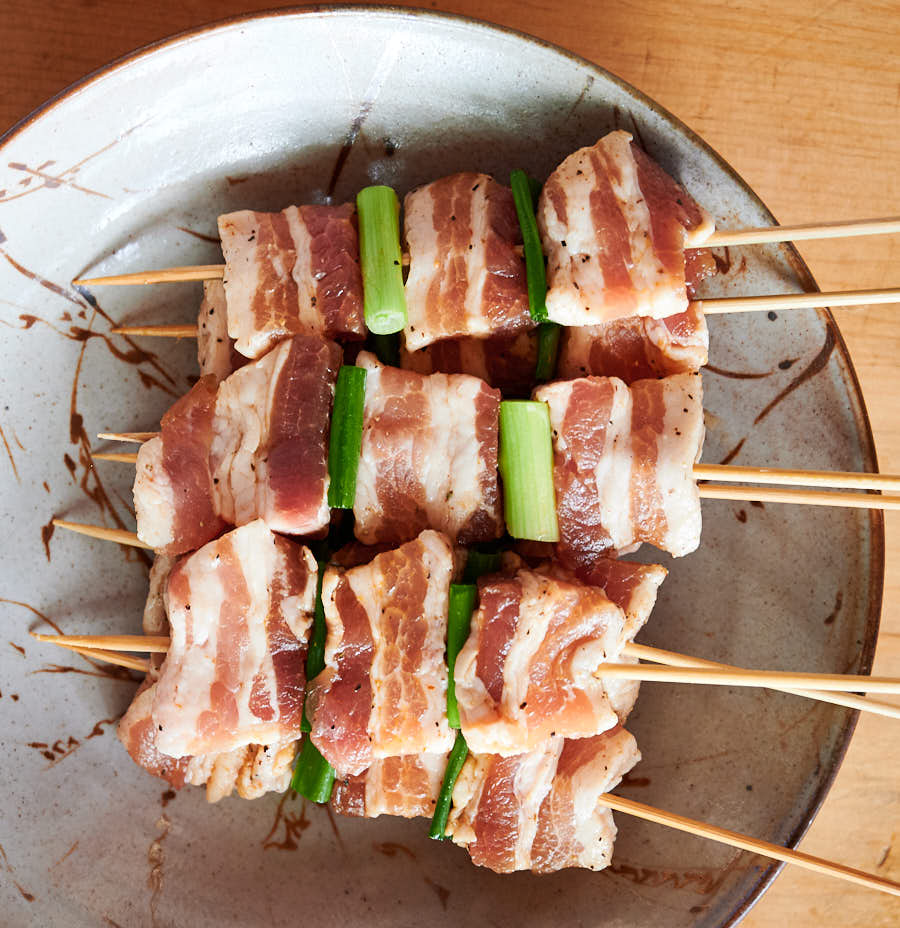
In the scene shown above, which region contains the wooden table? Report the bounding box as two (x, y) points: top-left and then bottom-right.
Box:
(2, 2), (898, 923)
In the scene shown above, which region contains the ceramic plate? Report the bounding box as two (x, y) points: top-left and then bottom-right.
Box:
(0, 7), (882, 927)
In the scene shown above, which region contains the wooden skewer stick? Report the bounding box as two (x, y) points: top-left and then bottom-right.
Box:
(111, 324), (198, 338)
(97, 431), (158, 443)
(70, 216), (900, 288)
(597, 663), (900, 694)
(698, 287), (900, 315)
(625, 642), (900, 720)
(31, 633), (900, 719)
(74, 264), (227, 286)
(31, 633), (170, 653)
(93, 452), (140, 463)
(65, 645), (150, 673)
(51, 519), (150, 549)
(693, 464), (900, 492)
(92, 448), (900, 497)
(597, 793), (900, 898)
(698, 484), (900, 510)
(703, 215), (900, 248)
(101, 287), (900, 334)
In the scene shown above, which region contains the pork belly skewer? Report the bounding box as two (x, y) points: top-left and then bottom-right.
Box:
(32, 630), (900, 719)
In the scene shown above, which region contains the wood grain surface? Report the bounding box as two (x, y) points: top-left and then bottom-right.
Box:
(2, 1), (898, 924)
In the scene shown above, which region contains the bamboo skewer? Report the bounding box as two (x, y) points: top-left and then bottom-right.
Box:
(72, 216), (900, 289)
(698, 287), (900, 315)
(32, 633), (170, 653)
(32, 633), (900, 712)
(693, 464), (900, 492)
(596, 793), (900, 898)
(92, 446), (900, 499)
(51, 519), (150, 549)
(91, 451), (900, 509)
(102, 287), (900, 336)
(96, 431), (158, 443)
(66, 645), (150, 673)
(697, 484), (900, 510)
(597, 663), (900, 694)
(626, 642), (900, 720)
(703, 215), (900, 248)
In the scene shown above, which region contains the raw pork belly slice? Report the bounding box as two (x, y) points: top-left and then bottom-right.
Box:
(538, 130), (715, 326)
(152, 520), (317, 758)
(197, 280), (246, 382)
(219, 204), (365, 358)
(353, 352), (503, 545)
(135, 336), (340, 553)
(557, 304), (708, 383)
(403, 173), (533, 351)
(306, 530), (456, 778)
(447, 726), (640, 873)
(330, 753), (448, 818)
(210, 335), (341, 536)
(118, 684), (298, 802)
(534, 372), (704, 567)
(134, 376), (228, 555)
(400, 331), (538, 397)
(454, 566), (628, 755)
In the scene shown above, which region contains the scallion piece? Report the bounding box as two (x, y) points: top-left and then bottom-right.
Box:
(535, 322), (561, 382)
(300, 559), (329, 733)
(294, 555), (336, 803)
(462, 547), (502, 584)
(428, 730), (469, 840)
(327, 365), (366, 509)
(498, 400), (559, 542)
(510, 169), (548, 324)
(446, 584), (476, 729)
(372, 332), (400, 367)
(357, 185), (407, 335)
(290, 737), (336, 804)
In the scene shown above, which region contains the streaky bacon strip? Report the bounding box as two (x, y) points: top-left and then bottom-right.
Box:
(118, 683), (298, 802)
(557, 304), (708, 383)
(152, 520), (316, 758)
(400, 331), (538, 397)
(447, 726), (640, 873)
(135, 336), (340, 554)
(454, 566), (627, 755)
(307, 530), (456, 778)
(218, 205), (365, 359)
(330, 753), (448, 819)
(353, 352), (503, 545)
(538, 131), (715, 327)
(197, 279), (246, 382)
(534, 372), (704, 568)
(134, 376), (227, 555)
(404, 173), (533, 351)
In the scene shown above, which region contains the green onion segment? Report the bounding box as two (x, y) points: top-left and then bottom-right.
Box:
(327, 365), (366, 509)
(357, 185), (407, 335)
(446, 584), (477, 729)
(291, 738), (336, 804)
(510, 169), (548, 324)
(372, 332), (400, 367)
(294, 556), (336, 802)
(462, 547), (502, 584)
(428, 730), (469, 840)
(498, 400), (560, 542)
(535, 322), (561, 382)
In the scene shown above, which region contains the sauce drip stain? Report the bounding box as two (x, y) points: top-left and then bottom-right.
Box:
(753, 326), (837, 426)
(424, 876), (451, 910)
(0, 423), (19, 481)
(262, 792), (311, 850)
(824, 589), (844, 626)
(718, 437), (746, 466)
(374, 841), (416, 860)
(176, 225), (220, 244)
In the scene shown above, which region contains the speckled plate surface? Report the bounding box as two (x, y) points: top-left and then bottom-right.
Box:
(0, 7), (882, 927)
